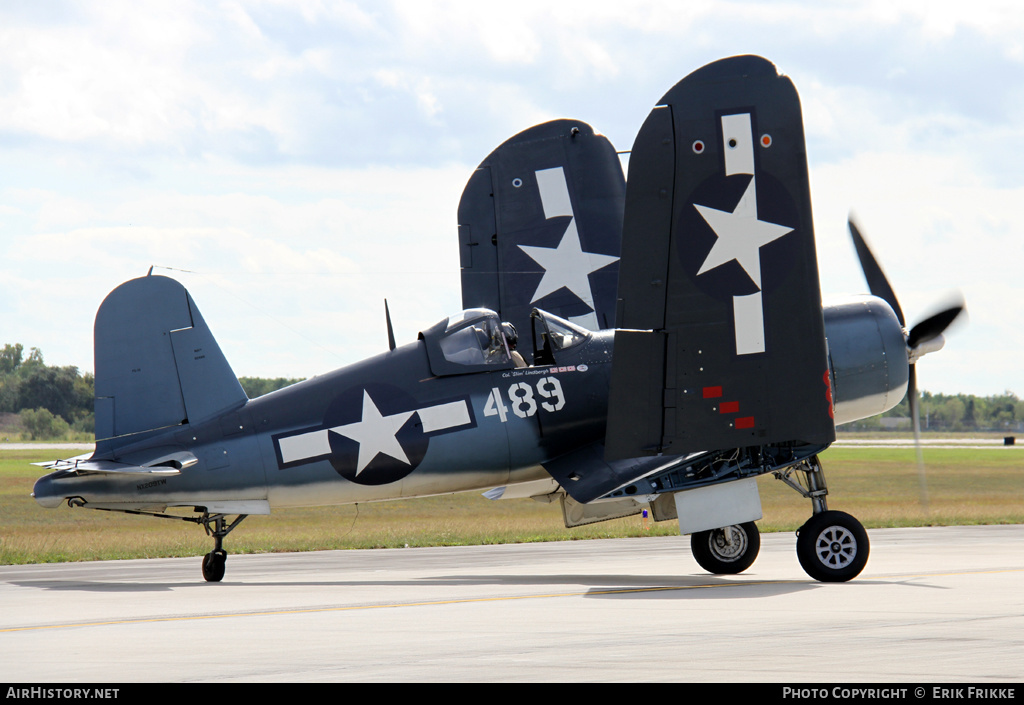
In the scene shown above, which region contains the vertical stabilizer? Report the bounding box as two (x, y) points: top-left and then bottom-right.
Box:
(606, 56), (835, 460)
(93, 275), (247, 454)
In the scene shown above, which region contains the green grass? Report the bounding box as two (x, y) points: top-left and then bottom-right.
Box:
(3, 445), (1022, 565)
(756, 446), (1024, 531)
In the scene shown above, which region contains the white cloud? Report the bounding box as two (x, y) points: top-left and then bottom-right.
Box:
(1, 0), (1021, 395)
(0, 157), (468, 377)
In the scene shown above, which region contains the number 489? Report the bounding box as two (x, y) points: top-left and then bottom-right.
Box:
(483, 377), (565, 423)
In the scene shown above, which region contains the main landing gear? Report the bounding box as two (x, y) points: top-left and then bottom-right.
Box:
(690, 522), (760, 575)
(687, 456), (869, 582)
(777, 456), (870, 582)
(796, 510), (869, 582)
(199, 513), (248, 583)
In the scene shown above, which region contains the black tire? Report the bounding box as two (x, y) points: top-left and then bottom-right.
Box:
(796, 511), (869, 582)
(202, 550), (226, 582)
(690, 522), (760, 574)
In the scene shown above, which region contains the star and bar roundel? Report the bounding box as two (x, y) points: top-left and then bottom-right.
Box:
(517, 166), (619, 331)
(273, 384), (475, 486)
(677, 111), (800, 356)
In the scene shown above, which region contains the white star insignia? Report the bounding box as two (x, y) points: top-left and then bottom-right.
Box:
(694, 179), (792, 289)
(518, 219), (619, 310)
(330, 391), (414, 475)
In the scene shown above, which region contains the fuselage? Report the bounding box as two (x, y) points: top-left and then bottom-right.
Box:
(32, 296), (907, 514)
(33, 315), (615, 513)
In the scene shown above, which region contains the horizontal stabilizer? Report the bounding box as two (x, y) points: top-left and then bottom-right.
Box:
(459, 120), (624, 347)
(606, 55), (835, 460)
(93, 275), (247, 453)
(32, 458), (182, 476)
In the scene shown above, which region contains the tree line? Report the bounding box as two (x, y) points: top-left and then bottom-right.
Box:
(0, 343), (301, 441)
(1, 344), (94, 440)
(1, 342), (1020, 440)
(843, 389), (1024, 433)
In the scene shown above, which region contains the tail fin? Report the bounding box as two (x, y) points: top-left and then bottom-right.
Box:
(605, 55), (835, 460)
(458, 120), (623, 347)
(93, 275), (247, 454)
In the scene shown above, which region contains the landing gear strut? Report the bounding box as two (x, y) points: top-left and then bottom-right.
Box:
(199, 513), (248, 583)
(775, 456), (869, 582)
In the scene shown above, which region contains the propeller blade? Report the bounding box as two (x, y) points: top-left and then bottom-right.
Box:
(907, 303), (965, 350)
(847, 215), (966, 512)
(848, 217), (906, 327)
(907, 363), (929, 511)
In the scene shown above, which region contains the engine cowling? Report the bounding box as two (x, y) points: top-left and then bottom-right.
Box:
(824, 295), (909, 425)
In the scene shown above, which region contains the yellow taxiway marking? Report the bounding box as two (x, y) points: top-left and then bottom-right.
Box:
(0, 581), (780, 633)
(4, 568), (1021, 634)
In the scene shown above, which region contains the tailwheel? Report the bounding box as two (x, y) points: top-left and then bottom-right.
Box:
(691, 521), (760, 575)
(198, 513), (248, 583)
(796, 510), (869, 582)
(202, 550), (227, 583)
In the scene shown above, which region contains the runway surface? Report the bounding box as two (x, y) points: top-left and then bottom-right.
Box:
(832, 438), (1020, 449)
(1, 525), (1022, 683)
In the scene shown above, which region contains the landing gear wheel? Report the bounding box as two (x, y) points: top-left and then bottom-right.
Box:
(797, 511), (869, 582)
(197, 513), (248, 583)
(691, 522), (760, 574)
(202, 550), (226, 583)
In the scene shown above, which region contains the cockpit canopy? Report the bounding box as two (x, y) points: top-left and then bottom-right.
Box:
(420, 309), (513, 377)
(420, 308), (591, 377)
(530, 308), (590, 366)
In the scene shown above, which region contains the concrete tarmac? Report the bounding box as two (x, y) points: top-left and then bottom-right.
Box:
(1, 525), (1022, 683)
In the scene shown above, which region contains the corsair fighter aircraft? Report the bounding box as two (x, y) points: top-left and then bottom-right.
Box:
(33, 56), (963, 583)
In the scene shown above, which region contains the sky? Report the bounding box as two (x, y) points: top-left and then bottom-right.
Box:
(1, 0), (1021, 397)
